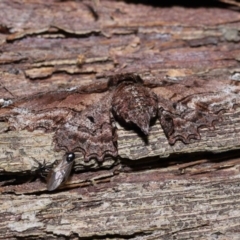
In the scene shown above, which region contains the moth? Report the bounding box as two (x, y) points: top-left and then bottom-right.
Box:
(0, 73), (240, 190)
(47, 152), (75, 191)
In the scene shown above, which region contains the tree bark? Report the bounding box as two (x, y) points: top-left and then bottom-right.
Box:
(0, 0), (240, 239)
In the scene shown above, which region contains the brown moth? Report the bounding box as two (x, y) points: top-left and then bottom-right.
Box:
(1, 74), (240, 165)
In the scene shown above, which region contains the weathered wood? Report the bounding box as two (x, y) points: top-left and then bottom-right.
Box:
(0, 0), (240, 239)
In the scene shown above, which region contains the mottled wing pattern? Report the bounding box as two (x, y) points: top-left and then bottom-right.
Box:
(1, 73), (240, 165)
(54, 93), (118, 162)
(110, 74), (158, 135)
(159, 108), (218, 144)
(0, 90), (108, 132)
(158, 88), (240, 144)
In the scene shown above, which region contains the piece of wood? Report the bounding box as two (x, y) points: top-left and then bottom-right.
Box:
(0, 0), (240, 239)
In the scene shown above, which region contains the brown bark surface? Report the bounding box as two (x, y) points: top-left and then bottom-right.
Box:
(0, 1), (240, 239)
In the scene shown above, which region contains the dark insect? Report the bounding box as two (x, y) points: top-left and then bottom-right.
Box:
(47, 152), (75, 191)
(32, 158), (54, 178)
(0, 73), (240, 190)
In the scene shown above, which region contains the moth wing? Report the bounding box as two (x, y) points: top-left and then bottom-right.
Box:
(155, 82), (240, 144)
(54, 93), (118, 162)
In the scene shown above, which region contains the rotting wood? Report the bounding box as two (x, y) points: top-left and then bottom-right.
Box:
(0, 0), (240, 239)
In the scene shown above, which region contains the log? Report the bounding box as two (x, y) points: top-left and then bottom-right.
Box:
(0, 0), (240, 239)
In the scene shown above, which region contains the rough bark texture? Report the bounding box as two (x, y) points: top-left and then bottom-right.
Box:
(0, 0), (240, 239)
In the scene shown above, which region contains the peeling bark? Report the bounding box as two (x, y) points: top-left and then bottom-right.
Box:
(0, 1), (240, 239)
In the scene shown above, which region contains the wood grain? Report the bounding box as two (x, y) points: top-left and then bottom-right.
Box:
(0, 0), (240, 239)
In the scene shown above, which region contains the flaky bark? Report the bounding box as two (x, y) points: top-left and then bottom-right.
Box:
(0, 1), (240, 239)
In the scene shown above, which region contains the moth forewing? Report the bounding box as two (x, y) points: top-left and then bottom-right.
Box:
(47, 153), (75, 191)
